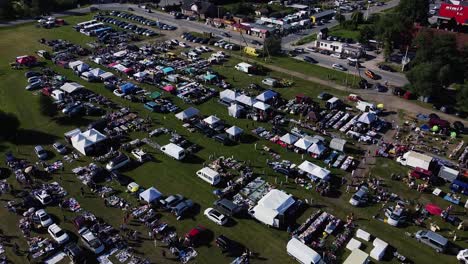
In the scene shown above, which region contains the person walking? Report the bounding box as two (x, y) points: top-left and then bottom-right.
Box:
(80, 187), (85, 196)
(153, 239), (157, 248)
(161, 249), (166, 258)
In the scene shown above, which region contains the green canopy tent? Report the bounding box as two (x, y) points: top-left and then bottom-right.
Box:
(150, 91), (162, 99)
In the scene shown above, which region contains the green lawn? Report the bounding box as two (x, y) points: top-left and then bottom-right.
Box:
(329, 26), (362, 42)
(0, 13), (464, 264)
(294, 33), (317, 46)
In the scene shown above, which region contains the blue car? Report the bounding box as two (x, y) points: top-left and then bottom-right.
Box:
(144, 102), (159, 112)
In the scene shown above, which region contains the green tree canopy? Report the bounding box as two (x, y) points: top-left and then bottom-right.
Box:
(396, 0), (429, 24)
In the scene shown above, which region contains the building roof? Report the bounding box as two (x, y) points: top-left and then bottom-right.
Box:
(181, 0), (215, 14)
(60, 82), (84, 94)
(298, 160), (331, 180)
(71, 128), (107, 155)
(438, 3), (468, 24)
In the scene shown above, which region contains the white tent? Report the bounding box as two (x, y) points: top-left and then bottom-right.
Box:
(139, 187), (162, 203)
(68, 60), (83, 70)
(286, 238), (323, 264)
(76, 63), (90, 73)
(253, 101), (271, 111)
(175, 107), (199, 121)
(294, 138), (313, 150)
(203, 115), (221, 126)
(298, 160), (331, 180)
(220, 89), (238, 103)
(60, 82), (84, 94)
(358, 112), (377, 125)
(307, 142), (326, 156)
(226, 126), (244, 137)
(89, 68), (105, 77)
(71, 128), (107, 155)
(253, 189), (296, 227)
(99, 72), (114, 80)
(236, 94), (256, 107)
(81, 71), (94, 80)
(133, 71), (148, 78)
(344, 249), (369, 264)
(330, 138), (347, 152)
(228, 104), (244, 118)
(370, 238), (388, 261)
(280, 133), (299, 145)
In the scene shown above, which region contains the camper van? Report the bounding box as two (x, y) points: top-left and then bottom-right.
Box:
(235, 62), (253, 74)
(326, 97), (342, 109)
(106, 153), (130, 171)
(243, 46), (260, 57)
(262, 78), (278, 87)
(161, 143), (186, 160)
(196, 167), (221, 185)
(349, 186), (369, 206)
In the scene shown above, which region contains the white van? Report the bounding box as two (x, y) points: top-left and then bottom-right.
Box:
(161, 143), (186, 160)
(356, 101), (380, 114)
(326, 97), (342, 109)
(196, 167), (221, 185)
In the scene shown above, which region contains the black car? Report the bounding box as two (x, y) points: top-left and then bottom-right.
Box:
(213, 133), (231, 145)
(303, 56), (317, 63)
(378, 64), (394, 72)
(221, 32), (231, 37)
(64, 243), (86, 263)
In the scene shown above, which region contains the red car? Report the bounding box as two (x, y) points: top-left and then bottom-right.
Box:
(184, 226), (206, 247)
(410, 167), (432, 179)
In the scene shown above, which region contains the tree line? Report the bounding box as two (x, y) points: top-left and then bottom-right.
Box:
(0, 0), (90, 20)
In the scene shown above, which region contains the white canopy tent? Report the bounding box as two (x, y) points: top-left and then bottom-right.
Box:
(99, 72), (114, 80)
(203, 115), (221, 126)
(294, 138), (313, 150)
(236, 94), (256, 107)
(253, 189), (296, 227)
(175, 107), (199, 121)
(68, 60), (83, 69)
(286, 238), (323, 264)
(330, 138), (347, 152)
(280, 133), (299, 145)
(133, 71), (148, 78)
(76, 63), (90, 73)
(344, 249), (369, 264)
(89, 68), (105, 77)
(226, 126), (244, 137)
(219, 89), (239, 103)
(113, 50), (127, 58)
(60, 82), (84, 94)
(358, 112), (377, 125)
(228, 104), (244, 118)
(298, 160), (331, 180)
(139, 187), (163, 203)
(70, 129), (107, 155)
(253, 101), (271, 111)
(307, 142), (326, 156)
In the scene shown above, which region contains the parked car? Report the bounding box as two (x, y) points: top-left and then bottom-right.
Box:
(34, 145), (48, 160)
(26, 80), (43, 90)
(48, 224), (69, 244)
(160, 194), (184, 209)
(332, 64), (346, 71)
(364, 70), (378, 79)
(105, 153), (130, 171)
(457, 249), (468, 264)
(35, 209), (53, 227)
(317, 92), (332, 100)
(330, 53), (342, 59)
(52, 142), (67, 154)
(378, 64), (394, 72)
(349, 186), (369, 206)
(303, 56), (317, 63)
(64, 243), (86, 263)
(415, 230), (448, 253)
(204, 207), (228, 225)
(172, 199), (194, 218)
(78, 227), (105, 254)
(35, 191), (53, 205)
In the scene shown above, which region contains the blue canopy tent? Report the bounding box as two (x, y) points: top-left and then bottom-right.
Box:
(204, 73), (217, 82)
(120, 82), (136, 94)
(162, 67), (174, 75)
(256, 90), (278, 102)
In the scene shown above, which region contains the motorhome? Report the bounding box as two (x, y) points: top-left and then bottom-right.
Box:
(196, 167), (221, 185)
(161, 143), (186, 160)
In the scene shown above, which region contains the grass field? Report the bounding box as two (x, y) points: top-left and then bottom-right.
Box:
(0, 13), (465, 264)
(294, 34), (317, 46)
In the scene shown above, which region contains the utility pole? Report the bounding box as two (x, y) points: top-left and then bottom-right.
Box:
(401, 45), (409, 71)
(365, 1), (370, 21)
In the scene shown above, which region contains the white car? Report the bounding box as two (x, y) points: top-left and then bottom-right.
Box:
(131, 148), (150, 163)
(204, 207), (228, 225)
(201, 46), (211, 52)
(332, 63), (347, 71)
(458, 249), (468, 264)
(78, 228), (105, 254)
(35, 209), (53, 227)
(330, 53), (343, 59)
(48, 224), (69, 244)
(179, 42), (189, 48)
(35, 191), (53, 205)
(53, 142), (67, 155)
(113, 89), (125, 97)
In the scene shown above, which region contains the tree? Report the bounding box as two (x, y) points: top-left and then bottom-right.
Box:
(358, 25), (374, 44)
(39, 95), (58, 118)
(336, 13), (346, 27)
(396, 0), (429, 24)
(263, 35), (282, 56)
(456, 82), (468, 112)
(350, 11), (364, 29)
(406, 63), (440, 97)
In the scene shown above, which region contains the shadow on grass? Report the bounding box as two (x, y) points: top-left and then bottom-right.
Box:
(12, 129), (58, 146)
(54, 116), (93, 127)
(182, 155), (205, 164)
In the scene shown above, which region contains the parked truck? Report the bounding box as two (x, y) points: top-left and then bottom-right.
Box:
(396, 151), (433, 170)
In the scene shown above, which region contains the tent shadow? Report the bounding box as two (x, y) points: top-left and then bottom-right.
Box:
(13, 129), (58, 145)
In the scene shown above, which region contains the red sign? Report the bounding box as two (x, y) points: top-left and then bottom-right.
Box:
(438, 3), (468, 24)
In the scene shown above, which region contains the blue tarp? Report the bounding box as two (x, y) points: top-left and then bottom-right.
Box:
(120, 82), (136, 93)
(420, 124), (430, 131)
(162, 67), (174, 74)
(204, 73), (217, 81)
(256, 89), (278, 102)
